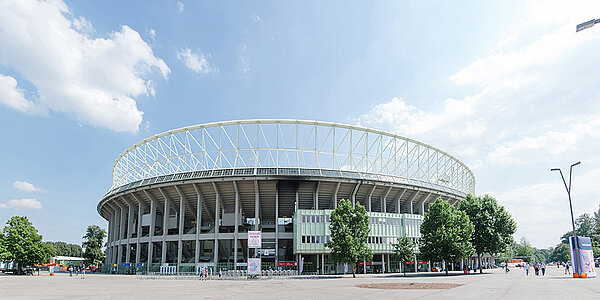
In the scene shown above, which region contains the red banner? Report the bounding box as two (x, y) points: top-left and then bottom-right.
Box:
(405, 261), (428, 264)
(277, 262), (296, 266)
(358, 261), (373, 265)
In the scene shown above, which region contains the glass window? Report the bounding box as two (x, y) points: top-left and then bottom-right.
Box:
(311, 236), (315, 243)
(302, 236), (306, 243)
(311, 216), (316, 223)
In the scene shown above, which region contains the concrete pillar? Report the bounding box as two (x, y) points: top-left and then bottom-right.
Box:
(212, 182), (220, 267)
(314, 181), (320, 210)
(254, 181), (260, 231)
(395, 189), (406, 213)
(275, 181), (279, 267)
(382, 187), (391, 213)
(135, 195), (144, 267)
(178, 194), (185, 271)
(382, 254), (385, 273)
(161, 192), (170, 266)
(295, 187), (299, 212)
(105, 208), (114, 269)
(233, 181), (240, 270)
(117, 203), (126, 266)
(146, 191), (157, 273)
(367, 185), (375, 212)
(124, 197), (135, 264)
(322, 253), (325, 275)
(351, 182), (361, 208)
(193, 184), (203, 266)
(333, 182), (340, 209)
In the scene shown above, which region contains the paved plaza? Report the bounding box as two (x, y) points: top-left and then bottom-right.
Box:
(1, 266), (599, 299)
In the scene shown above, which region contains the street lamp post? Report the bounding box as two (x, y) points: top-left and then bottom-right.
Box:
(576, 18), (600, 32)
(551, 161), (581, 277)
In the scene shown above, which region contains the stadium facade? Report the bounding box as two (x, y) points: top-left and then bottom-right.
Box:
(98, 119), (475, 274)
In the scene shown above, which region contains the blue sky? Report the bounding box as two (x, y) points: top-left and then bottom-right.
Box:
(1, 0), (600, 248)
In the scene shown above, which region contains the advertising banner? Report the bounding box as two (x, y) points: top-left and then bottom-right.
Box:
(248, 231), (261, 248)
(248, 258), (261, 275)
(570, 236), (597, 278)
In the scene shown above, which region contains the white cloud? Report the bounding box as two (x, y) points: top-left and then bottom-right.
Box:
(72, 16), (93, 35)
(0, 74), (45, 114)
(176, 48), (215, 74)
(0, 198), (43, 209)
(0, 0), (170, 132)
(487, 116), (600, 165)
(13, 181), (45, 192)
(355, 1), (600, 248)
(358, 96), (481, 139)
(149, 28), (156, 40)
(177, 2), (184, 13)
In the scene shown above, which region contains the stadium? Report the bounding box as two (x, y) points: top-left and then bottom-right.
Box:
(98, 119), (475, 274)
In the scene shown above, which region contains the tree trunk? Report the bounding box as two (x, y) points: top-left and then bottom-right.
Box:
(478, 253), (483, 274)
(445, 260), (448, 276)
(352, 263), (356, 278)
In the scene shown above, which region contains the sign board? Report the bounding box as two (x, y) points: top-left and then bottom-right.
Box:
(248, 258), (261, 275)
(122, 263), (131, 267)
(248, 231), (262, 248)
(137, 263), (144, 267)
(358, 261), (372, 266)
(277, 261), (296, 267)
(570, 236), (597, 278)
(405, 261), (428, 265)
(258, 249), (276, 256)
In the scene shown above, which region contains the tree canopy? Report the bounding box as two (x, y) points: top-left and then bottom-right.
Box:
(550, 243), (571, 263)
(393, 236), (416, 276)
(419, 197), (474, 275)
(458, 194), (516, 273)
(44, 241), (83, 257)
(82, 225), (106, 266)
(325, 198), (372, 278)
(1, 216), (51, 272)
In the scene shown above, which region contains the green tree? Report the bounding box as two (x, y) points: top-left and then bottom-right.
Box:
(550, 243), (571, 263)
(1, 216), (51, 273)
(393, 236), (416, 277)
(594, 204), (600, 235)
(499, 239), (516, 259)
(458, 194), (516, 273)
(419, 197), (474, 275)
(533, 248), (551, 263)
(0, 233), (11, 261)
(44, 241), (84, 257)
(514, 237), (535, 261)
(325, 198), (372, 278)
(560, 213), (596, 244)
(82, 225), (107, 266)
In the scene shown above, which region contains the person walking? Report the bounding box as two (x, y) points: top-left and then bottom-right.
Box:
(565, 263), (570, 274)
(69, 266), (73, 277)
(525, 263), (530, 276)
(534, 263), (539, 276)
(81, 265), (86, 279)
(541, 263), (546, 276)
